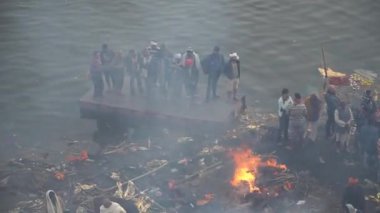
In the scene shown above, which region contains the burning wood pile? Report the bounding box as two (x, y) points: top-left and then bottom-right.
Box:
(229, 148), (296, 205)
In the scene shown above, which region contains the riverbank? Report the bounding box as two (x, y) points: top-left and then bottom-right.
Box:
(1, 107), (379, 213)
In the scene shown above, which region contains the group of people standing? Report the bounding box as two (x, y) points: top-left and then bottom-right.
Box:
(277, 85), (380, 172)
(277, 86), (380, 212)
(277, 89), (322, 150)
(89, 42), (241, 102)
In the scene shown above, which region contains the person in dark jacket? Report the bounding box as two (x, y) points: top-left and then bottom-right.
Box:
(202, 46), (224, 102)
(342, 177), (365, 213)
(125, 49), (143, 95)
(360, 119), (378, 155)
(89, 51), (104, 98)
(360, 119), (379, 178)
(100, 44), (114, 90)
(305, 94), (322, 142)
(224, 52), (240, 102)
(325, 85), (339, 138)
(305, 94), (324, 163)
(361, 90), (377, 122)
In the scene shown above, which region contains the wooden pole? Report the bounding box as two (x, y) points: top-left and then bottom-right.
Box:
(78, 162), (169, 209)
(102, 161), (169, 192)
(321, 45), (328, 90)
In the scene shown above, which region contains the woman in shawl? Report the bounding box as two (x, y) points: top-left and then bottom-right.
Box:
(288, 93), (307, 149)
(335, 100), (354, 153)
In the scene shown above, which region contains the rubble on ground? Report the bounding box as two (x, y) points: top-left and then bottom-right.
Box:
(1, 109), (376, 213)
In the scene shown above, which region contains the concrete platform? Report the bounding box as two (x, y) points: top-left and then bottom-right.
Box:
(79, 77), (236, 130)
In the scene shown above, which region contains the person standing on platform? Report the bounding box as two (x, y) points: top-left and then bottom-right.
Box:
(202, 46), (224, 102)
(277, 88), (293, 144)
(100, 44), (114, 90)
(305, 93), (324, 162)
(361, 90), (377, 123)
(171, 53), (185, 99)
(158, 43), (172, 97)
(89, 51), (104, 98)
(125, 49), (143, 96)
(224, 52), (240, 102)
(305, 94), (322, 142)
(359, 119), (379, 179)
(111, 50), (124, 94)
(335, 100), (354, 153)
(288, 93), (307, 149)
(181, 47), (202, 100)
(141, 48), (151, 92)
(325, 85), (339, 139)
(147, 43), (161, 98)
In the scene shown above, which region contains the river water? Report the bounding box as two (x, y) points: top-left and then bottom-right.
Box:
(0, 0), (379, 160)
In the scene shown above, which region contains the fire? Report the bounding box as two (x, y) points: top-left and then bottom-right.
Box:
(264, 158), (287, 171)
(229, 148), (287, 193)
(230, 148), (261, 192)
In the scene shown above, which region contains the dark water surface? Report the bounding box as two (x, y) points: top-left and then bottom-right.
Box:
(0, 0), (379, 160)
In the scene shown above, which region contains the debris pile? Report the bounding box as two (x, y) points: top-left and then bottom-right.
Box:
(2, 108), (372, 212)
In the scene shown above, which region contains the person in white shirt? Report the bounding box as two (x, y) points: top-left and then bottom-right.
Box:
(99, 198), (127, 213)
(277, 88), (294, 143)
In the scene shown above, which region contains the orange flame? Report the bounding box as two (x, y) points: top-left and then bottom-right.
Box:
(264, 158), (287, 171)
(230, 148), (287, 193)
(230, 148), (261, 192)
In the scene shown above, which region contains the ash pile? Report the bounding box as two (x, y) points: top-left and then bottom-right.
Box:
(0, 111), (342, 213)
